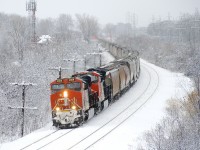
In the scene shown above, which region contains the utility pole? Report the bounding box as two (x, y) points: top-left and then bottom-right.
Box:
(197, 74), (200, 110)
(64, 57), (84, 74)
(195, 73), (200, 137)
(83, 53), (98, 70)
(83, 55), (88, 70)
(10, 81), (36, 137)
(197, 74), (200, 96)
(87, 52), (103, 67)
(49, 66), (70, 79)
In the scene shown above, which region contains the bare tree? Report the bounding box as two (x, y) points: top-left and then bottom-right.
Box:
(55, 14), (74, 42)
(8, 15), (29, 61)
(37, 18), (55, 36)
(76, 14), (99, 42)
(104, 23), (116, 42)
(140, 93), (200, 150)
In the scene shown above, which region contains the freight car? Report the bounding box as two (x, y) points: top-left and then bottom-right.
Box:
(50, 48), (140, 128)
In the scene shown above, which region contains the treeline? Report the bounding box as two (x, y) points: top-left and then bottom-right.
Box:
(147, 10), (200, 46)
(146, 10), (200, 76)
(113, 10), (200, 78)
(37, 13), (99, 43)
(0, 12), (99, 142)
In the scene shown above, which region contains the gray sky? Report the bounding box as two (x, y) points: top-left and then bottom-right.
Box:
(0, 0), (200, 27)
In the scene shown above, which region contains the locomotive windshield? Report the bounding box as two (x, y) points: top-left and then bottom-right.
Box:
(52, 84), (65, 90)
(66, 82), (81, 91)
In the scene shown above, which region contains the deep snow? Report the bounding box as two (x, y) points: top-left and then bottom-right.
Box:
(0, 52), (193, 150)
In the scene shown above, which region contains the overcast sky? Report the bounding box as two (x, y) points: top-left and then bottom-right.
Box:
(0, 0), (200, 27)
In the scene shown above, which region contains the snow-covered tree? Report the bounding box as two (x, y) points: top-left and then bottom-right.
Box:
(76, 14), (99, 42)
(103, 23), (116, 42)
(7, 15), (29, 61)
(139, 91), (200, 150)
(55, 14), (74, 42)
(37, 18), (55, 36)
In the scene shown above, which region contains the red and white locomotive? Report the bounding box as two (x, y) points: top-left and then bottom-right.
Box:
(50, 52), (140, 128)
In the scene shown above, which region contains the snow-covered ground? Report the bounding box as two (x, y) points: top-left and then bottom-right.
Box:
(0, 52), (193, 150)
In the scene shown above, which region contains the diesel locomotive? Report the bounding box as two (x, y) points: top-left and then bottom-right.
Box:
(50, 45), (140, 128)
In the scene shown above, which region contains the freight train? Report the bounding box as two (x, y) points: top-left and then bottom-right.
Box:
(50, 43), (140, 128)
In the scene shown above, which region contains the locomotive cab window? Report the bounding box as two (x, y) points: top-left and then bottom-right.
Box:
(51, 84), (65, 90)
(66, 82), (81, 91)
(51, 84), (65, 94)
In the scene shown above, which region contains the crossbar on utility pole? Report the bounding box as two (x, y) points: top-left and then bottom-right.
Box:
(63, 58), (84, 74)
(10, 81), (36, 137)
(49, 66), (70, 79)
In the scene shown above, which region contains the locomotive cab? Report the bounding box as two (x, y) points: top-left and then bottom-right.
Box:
(50, 75), (100, 128)
(50, 77), (85, 128)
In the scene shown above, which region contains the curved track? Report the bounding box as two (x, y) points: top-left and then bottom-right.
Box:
(68, 62), (159, 150)
(23, 61), (160, 150)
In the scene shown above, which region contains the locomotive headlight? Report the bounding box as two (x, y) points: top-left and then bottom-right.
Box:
(63, 91), (68, 98)
(71, 105), (76, 110)
(55, 107), (60, 111)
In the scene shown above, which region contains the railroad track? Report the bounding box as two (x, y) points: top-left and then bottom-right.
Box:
(63, 63), (151, 150)
(20, 130), (59, 150)
(36, 129), (74, 150)
(21, 62), (159, 150)
(64, 62), (159, 150)
(20, 129), (74, 150)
